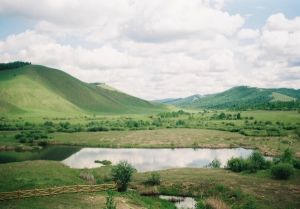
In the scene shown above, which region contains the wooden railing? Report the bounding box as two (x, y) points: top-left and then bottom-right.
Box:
(0, 184), (115, 201)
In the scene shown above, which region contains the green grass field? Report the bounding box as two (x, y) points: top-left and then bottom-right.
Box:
(0, 68), (299, 209)
(48, 128), (299, 157)
(242, 110), (300, 123)
(0, 161), (299, 209)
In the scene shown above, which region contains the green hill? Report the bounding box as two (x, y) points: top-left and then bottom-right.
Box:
(0, 64), (164, 116)
(157, 86), (300, 110)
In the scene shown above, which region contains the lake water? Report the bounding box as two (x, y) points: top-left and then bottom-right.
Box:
(62, 148), (253, 171)
(159, 195), (196, 209)
(0, 146), (80, 163)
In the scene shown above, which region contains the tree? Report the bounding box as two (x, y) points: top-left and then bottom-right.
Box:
(111, 161), (135, 192)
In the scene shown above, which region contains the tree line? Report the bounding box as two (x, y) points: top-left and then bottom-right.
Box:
(0, 61), (31, 71)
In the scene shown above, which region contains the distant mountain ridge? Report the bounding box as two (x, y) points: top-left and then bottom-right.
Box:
(155, 86), (300, 110)
(0, 63), (164, 115)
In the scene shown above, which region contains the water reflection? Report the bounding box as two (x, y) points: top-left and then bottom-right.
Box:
(63, 148), (253, 172)
(159, 195), (196, 209)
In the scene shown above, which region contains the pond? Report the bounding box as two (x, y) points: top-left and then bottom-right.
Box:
(0, 146), (80, 163)
(62, 148), (253, 171)
(159, 195), (196, 209)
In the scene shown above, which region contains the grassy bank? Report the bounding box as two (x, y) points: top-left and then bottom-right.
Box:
(0, 160), (299, 209)
(0, 191), (176, 209)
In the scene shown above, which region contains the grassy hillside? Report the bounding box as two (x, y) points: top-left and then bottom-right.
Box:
(158, 86), (300, 110)
(0, 64), (164, 116)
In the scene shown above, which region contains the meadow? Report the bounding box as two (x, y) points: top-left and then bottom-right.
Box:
(1, 110), (299, 156)
(0, 109), (299, 209)
(0, 160), (299, 209)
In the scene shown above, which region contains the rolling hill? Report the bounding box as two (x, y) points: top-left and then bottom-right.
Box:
(156, 86), (300, 110)
(0, 63), (164, 115)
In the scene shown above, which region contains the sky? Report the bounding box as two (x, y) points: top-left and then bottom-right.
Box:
(0, 0), (299, 100)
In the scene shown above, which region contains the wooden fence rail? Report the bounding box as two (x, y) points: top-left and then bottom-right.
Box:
(0, 184), (115, 201)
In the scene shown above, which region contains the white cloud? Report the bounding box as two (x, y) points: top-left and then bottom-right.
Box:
(265, 13), (300, 32)
(237, 28), (259, 40)
(0, 2), (299, 100)
(124, 0), (244, 43)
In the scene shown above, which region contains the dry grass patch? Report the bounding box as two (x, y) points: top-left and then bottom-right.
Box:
(205, 198), (230, 209)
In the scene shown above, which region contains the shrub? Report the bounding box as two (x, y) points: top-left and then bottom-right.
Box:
(37, 140), (48, 147)
(111, 161), (135, 192)
(104, 191), (116, 209)
(227, 157), (247, 172)
(207, 158), (221, 168)
(18, 137), (27, 143)
(271, 163), (294, 180)
(145, 172), (161, 185)
(196, 200), (206, 209)
(247, 151), (269, 173)
(293, 159), (300, 169)
(88, 126), (110, 132)
(176, 120), (185, 126)
(280, 148), (294, 164)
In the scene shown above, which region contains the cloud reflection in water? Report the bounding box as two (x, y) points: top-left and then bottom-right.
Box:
(62, 148), (253, 172)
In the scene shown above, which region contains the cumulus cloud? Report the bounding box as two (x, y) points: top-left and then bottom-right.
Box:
(0, 1), (299, 99)
(237, 29), (259, 40)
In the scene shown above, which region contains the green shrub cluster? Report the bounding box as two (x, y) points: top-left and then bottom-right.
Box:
(207, 158), (221, 168)
(144, 172), (161, 186)
(271, 163), (294, 180)
(227, 151), (270, 173)
(227, 149), (298, 180)
(15, 131), (48, 144)
(111, 161), (135, 192)
(270, 148), (298, 179)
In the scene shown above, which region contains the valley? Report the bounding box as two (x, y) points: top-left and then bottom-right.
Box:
(0, 63), (299, 209)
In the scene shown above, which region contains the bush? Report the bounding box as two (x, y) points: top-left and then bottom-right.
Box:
(196, 200), (206, 209)
(247, 151), (270, 173)
(175, 120), (185, 126)
(271, 163), (294, 180)
(111, 161), (135, 192)
(145, 172), (161, 185)
(207, 158), (221, 168)
(227, 157), (247, 172)
(293, 159), (300, 169)
(280, 148), (294, 164)
(37, 140), (48, 146)
(104, 191), (116, 209)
